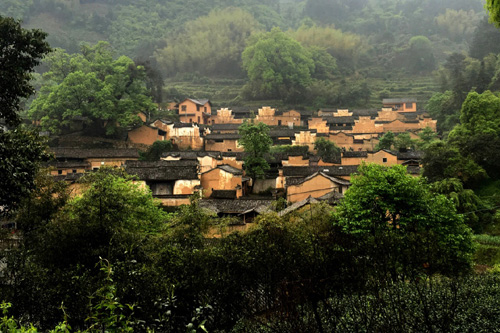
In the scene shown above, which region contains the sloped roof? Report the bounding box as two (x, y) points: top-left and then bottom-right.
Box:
(343, 151), (368, 158)
(178, 98), (211, 106)
(211, 123), (241, 131)
(52, 148), (140, 159)
(283, 165), (359, 177)
(218, 164), (243, 175)
(383, 98), (417, 104)
(210, 190), (237, 199)
(125, 160), (199, 180)
(291, 171), (351, 187)
(397, 151), (424, 160)
(199, 199), (273, 214)
(325, 116), (356, 124)
(205, 133), (240, 140)
(278, 196), (319, 217)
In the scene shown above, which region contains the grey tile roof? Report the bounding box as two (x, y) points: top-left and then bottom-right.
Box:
(383, 98), (417, 104)
(125, 160), (199, 180)
(199, 199), (273, 214)
(52, 148), (140, 159)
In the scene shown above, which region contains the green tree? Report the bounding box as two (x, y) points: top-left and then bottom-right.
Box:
(238, 121), (272, 180)
(417, 126), (439, 149)
(0, 16), (51, 126)
(139, 140), (173, 161)
(448, 91), (500, 179)
(486, 0), (500, 27)
(157, 8), (259, 77)
(29, 42), (155, 136)
(241, 27), (315, 102)
(421, 141), (487, 185)
(0, 16), (51, 216)
(407, 36), (436, 73)
(314, 137), (340, 163)
(375, 131), (395, 150)
(394, 132), (417, 151)
(333, 163), (474, 278)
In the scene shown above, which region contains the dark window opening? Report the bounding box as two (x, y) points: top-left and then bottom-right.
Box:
(383, 158), (387, 163)
(58, 170), (62, 175)
(72, 169), (77, 173)
(197, 105), (200, 111)
(181, 105), (187, 111)
(405, 102), (413, 109)
(278, 120), (282, 126)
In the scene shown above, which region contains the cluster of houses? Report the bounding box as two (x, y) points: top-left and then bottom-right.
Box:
(48, 98), (433, 223)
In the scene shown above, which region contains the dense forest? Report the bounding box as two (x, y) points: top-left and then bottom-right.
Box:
(3, 0), (500, 110)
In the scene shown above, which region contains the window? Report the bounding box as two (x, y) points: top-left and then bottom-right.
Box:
(189, 118), (192, 123)
(197, 116), (200, 123)
(405, 102), (413, 109)
(197, 105), (200, 111)
(181, 105), (187, 111)
(215, 139), (224, 143)
(383, 158), (387, 163)
(278, 120), (282, 126)
(72, 169), (77, 173)
(58, 170), (62, 175)
(204, 107), (207, 112)
(93, 167), (99, 171)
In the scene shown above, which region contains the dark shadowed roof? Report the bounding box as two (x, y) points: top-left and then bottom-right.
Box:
(218, 164), (243, 175)
(343, 151), (368, 158)
(211, 123), (241, 131)
(125, 160), (199, 180)
(205, 133), (241, 140)
(383, 98), (417, 104)
(397, 151), (424, 160)
(161, 151), (222, 160)
(178, 98), (211, 106)
(351, 109), (379, 117)
(278, 196), (319, 217)
(291, 172), (351, 187)
(200, 199), (273, 214)
(47, 161), (91, 169)
(325, 116), (356, 124)
(283, 165), (359, 177)
(52, 148), (139, 159)
(210, 190), (237, 199)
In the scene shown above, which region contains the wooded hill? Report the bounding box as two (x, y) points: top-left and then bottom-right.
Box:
(3, 0), (499, 109)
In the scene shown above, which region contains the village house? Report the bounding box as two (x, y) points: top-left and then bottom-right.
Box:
(125, 160), (201, 206)
(201, 164), (249, 199)
(285, 171), (351, 203)
(177, 98), (212, 124)
(209, 108), (244, 125)
(162, 151), (222, 173)
(255, 106), (301, 127)
(383, 98), (417, 112)
(51, 148), (140, 172)
(127, 124), (168, 146)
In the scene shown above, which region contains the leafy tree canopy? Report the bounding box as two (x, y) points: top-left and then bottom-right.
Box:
(238, 121), (272, 180)
(0, 15), (51, 126)
(29, 42), (155, 136)
(157, 7), (260, 78)
(334, 163), (474, 277)
(314, 137), (340, 163)
(242, 27), (314, 102)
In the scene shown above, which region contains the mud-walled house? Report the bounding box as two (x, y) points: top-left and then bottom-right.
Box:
(177, 98), (212, 124)
(125, 160), (201, 206)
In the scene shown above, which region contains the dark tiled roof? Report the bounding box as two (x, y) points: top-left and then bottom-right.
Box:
(205, 133), (240, 140)
(406, 165), (421, 174)
(125, 160), (199, 180)
(173, 122), (198, 128)
(330, 125), (353, 131)
(269, 129), (298, 137)
(47, 161), (91, 168)
(325, 116), (356, 124)
(52, 148), (139, 159)
(397, 151), (424, 160)
(218, 164), (243, 175)
(199, 199), (273, 214)
(211, 123), (241, 131)
(291, 172), (351, 187)
(278, 196), (319, 217)
(351, 109), (379, 117)
(283, 165), (359, 177)
(210, 190), (237, 199)
(343, 151), (368, 158)
(161, 151), (222, 160)
(383, 98), (417, 104)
